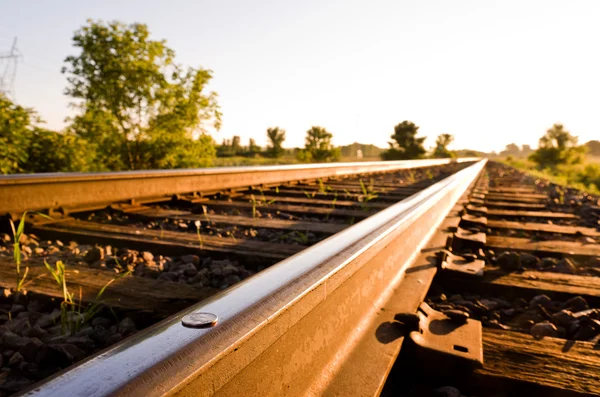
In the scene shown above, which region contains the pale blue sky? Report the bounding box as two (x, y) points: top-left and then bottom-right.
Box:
(1, 0), (599, 151)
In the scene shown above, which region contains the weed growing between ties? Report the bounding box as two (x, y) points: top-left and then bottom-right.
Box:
(279, 230), (310, 245)
(406, 170), (416, 184)
(318, 179), (326, 194)
(43, 259), (122, 335)
(304, 190), (317, 199)
(258, 188), (276, 205)
(9, 211), (52, 292)
(358, 179), (379, 211)
(249, 190), (278, 218)
(250, 194), (258, 218)
(194, 220), (204, 249)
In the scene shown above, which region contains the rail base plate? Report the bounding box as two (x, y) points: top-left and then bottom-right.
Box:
(409, 302), (483, 368)
(440, 252), (485, 277)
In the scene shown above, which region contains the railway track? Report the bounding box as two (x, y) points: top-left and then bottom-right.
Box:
(0, 158), (599, 396)
(383, 162), (600, 396)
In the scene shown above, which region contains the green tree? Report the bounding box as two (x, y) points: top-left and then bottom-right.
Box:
(248, 138), (260, 155)
(266, 127), (286, 158)
(381, 121), (426, 160)
(0, 94), (35, 174)
(298, 126), (340, 162)
(63, 20), (221, 170)
(432, 133), (455, 158)
(231, 136), (242, 155)
(529, 124), (586, 169)
(216, 138), (232, 157)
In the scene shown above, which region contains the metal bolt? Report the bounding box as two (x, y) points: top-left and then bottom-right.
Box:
(182, 312), (218, 328)
(442, 309), (469, 324)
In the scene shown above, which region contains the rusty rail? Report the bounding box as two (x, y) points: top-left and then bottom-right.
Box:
(0, 158), (478, 215)
(19, 159), (486, 397)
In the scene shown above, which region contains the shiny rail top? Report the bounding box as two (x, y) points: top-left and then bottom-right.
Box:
(21, 159), (486, 397)
(0, 158), (479, 214)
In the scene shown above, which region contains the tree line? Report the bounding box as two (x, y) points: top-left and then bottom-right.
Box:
(1, 20), (456, 175)
(214, 126), (340, 162)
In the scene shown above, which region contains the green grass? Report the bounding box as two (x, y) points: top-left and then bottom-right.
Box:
(357, 178), (379, 211)
(503, 158), (600, 195)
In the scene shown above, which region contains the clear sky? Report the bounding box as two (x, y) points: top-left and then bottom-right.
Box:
(1, 0), (599, 152)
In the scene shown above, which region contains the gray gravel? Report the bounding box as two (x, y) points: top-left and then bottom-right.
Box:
(0, 290), (149, 396)
(0, 234), (256, 291)
(483, 248), (600, 276)
(427, 289), (600, 343)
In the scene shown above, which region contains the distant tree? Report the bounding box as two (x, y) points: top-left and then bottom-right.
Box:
(63, 20), (221, 170)
(216, 138), (233, 157)
(529, 124), (586, 169)
(499, 143), (521, 158)
(298, 126), (340, 162)
(506, 143), (520, 153)
(381, 121), (426, 160)
(266, 127), (286, 158)
(521, 144), (533, 156)
(248, 138), (260, 155)
(432, 133), (455, 158)
(458, 150), (481, 158)
(231, 136), (242, 155)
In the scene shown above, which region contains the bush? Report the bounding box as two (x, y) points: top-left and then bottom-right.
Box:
(1, 94), (98, 174)
(578, 164), (600, 191)
(505, 158), (600, 195)
(24, 129), (98, 173)
(529, 124), (586, 169)
(0, 94), (35, 174)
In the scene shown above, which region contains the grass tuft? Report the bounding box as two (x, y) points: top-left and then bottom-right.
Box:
(10, 211), (52, 292)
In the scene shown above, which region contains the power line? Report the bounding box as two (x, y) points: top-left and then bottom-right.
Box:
(22, 60), (59, 75)
(0, 37), (21, 100)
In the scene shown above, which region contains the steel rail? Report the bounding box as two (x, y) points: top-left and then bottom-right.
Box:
(20, 159), (486, 397)
(0, 158), (478, 215)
